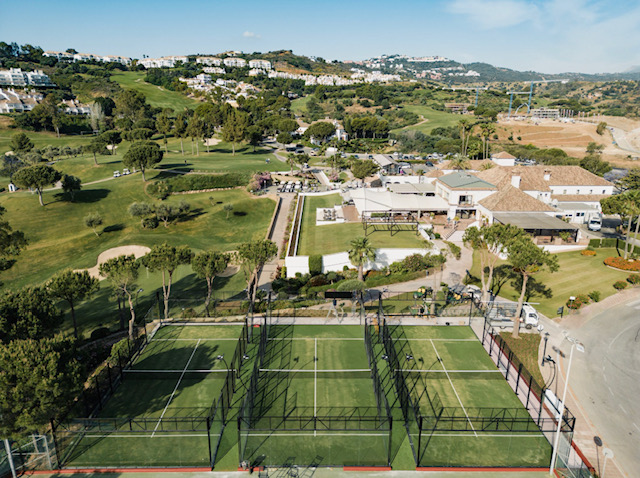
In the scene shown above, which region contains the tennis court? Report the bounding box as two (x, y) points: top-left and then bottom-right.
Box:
(380, 324), (552, 468)
(56, 324), (247, 467)
(239, 325), (392, 468)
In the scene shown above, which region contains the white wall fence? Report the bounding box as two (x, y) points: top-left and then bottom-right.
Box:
(285, 247), (439, 278)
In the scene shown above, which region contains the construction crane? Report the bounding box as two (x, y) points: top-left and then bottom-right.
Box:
(507, 79), (569, 116)
(443, 86), (488, 106)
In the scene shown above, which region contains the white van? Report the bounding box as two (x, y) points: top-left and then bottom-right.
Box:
(520, 304), (539, 329)
(588, 216), (602, 231)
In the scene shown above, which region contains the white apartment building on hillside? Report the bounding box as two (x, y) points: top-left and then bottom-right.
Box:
(248, 59), (271, 70)
(223, 58), (247, 68)
(138, 56), (188, 68)
(196, 57), (223, 66)
(0, 68), (55, 87)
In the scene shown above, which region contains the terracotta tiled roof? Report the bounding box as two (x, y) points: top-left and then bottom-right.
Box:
(551, 194), (609, 203)
(474, 165), (612, 192)
(479, 185), (555, 212)
(491, 151), (516, 159)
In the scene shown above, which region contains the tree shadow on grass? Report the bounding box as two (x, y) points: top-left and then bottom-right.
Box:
(103, 223), (124, 233)
(70, 188), (110, 203)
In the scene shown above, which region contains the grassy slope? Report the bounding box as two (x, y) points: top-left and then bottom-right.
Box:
(470, 248), (629, 317)
(291, 96), (311, 116)
(110, 71), (200, 111)
(391, 105), (461, 134)
(0, 176), (275, 289)
(297, 194), (425, 255)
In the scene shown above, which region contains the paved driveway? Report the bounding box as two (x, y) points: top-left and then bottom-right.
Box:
(540, 290), (640, 477)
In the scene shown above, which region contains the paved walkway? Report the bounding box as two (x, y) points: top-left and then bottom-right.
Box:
(257, 193), (294, 290)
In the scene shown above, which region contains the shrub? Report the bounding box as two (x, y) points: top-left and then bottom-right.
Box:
(627, 274), (640, 285)
(307, 274), (329, 287)
(581, 249), (596, 256)
(604, 257), (640, 271)
(601, 238), (618, 248)
(567, 294), (590, 309)
(613, 280), (628, 290)
(309, 255), (323, 275)
(336, 279), (366, 292)
(142, 216), (159, 229)
(433, 232), (442, 239)
(587, 290), (601, 302)
(90, 327), (111, 340)
(147, 173), (249, 197)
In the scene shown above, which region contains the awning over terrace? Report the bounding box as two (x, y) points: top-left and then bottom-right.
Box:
(349, 188), (449, 216)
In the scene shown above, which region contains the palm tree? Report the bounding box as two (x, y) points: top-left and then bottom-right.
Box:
(348, 237), (376, 282)
(448, 154), (471, 171)
(457, 119), (469, 155)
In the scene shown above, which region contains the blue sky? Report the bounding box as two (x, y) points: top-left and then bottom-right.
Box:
(2, 0), (639, 74)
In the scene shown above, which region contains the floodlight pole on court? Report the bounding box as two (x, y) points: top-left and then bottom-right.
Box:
(549, 333), (584, 476)
(3, 438), (16, 478)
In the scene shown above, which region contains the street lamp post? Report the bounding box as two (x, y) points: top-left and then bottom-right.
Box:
(549, 332), (585, 476)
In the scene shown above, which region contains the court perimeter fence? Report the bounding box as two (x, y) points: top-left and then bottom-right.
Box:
(50, 315), (252, 469)
(379, 315), (567, 468)
(479, 316), (594, 477)
(237, 318), (393, 468)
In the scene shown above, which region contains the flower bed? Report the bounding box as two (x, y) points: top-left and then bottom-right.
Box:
(581, 250), (596, 256)
(604, 256), (640, 272)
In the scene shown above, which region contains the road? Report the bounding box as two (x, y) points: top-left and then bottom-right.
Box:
(538, 290), (640, 477)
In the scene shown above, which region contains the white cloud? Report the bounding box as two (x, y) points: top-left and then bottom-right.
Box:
(243, 31), (260, 39)
(447, 0), (538, 29)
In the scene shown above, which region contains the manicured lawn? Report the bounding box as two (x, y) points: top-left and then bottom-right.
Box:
(157, 140), (289, 173)
(470, 248), (630, 318)
(0, 175), (275, 290)
(391, 105), (461, 134)
(296, 194), (426, 255)
(110, 71), (200, 111)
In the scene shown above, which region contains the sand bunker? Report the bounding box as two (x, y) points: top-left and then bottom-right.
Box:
(83, 245), (151, 279)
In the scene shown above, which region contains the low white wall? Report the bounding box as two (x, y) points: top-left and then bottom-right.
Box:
(301, 190), (343, 197)
(381, 175), (436, 186)
(285, 247), (440, 278)
(285, 255), (309, 277)
(542, 244), (588, 253)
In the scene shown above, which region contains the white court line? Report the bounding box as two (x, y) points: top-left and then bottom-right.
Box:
(260, 369), (370, 373)
(405, 339), (477, 342)
(151, 338), (239, 341)
(268, 337), (362, 341)
(84, 434), (212, 438)
(314, 338), (317, 437)
(126, 369), (230, 373)
(152, 338), (201, 437)
(429, 339), (477, 437)
(245, 433), (390, 437)
(396, 369), (502, 373)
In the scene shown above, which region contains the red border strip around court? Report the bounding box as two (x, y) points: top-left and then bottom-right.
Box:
(416, 467), (549, 472)
(26, 468), (212, 474)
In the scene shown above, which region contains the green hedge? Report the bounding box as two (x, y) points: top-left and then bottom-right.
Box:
(589, 238), (621, 248)
(309, 255), (323, 275)
(147, 173), (249, 198)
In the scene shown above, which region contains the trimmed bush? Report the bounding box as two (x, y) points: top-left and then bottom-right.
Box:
(581, 249), (596, 256)
(336, 279), (366, 292)
(613, 280), (628, 290)
(601, 238), (618, 248)
(309, 255), (323, 275)
(307, 274), (329, 287)
(587, 290), (601, 302)
(627, 274), (640, 285)
(444, 241), (461, 260)
(604, 257), (640, 271)
(588, 238), (601, 248)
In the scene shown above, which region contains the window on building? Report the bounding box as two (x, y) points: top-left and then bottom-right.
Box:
(589, 189), (593, 194)
(602, 189), (606, 194)
(576, 189), (580, 194)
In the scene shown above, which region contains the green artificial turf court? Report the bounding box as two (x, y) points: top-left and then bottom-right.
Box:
(239, 325), (392, 467)
(382, 325), (552, 468)
(58, 324), (245, 468)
